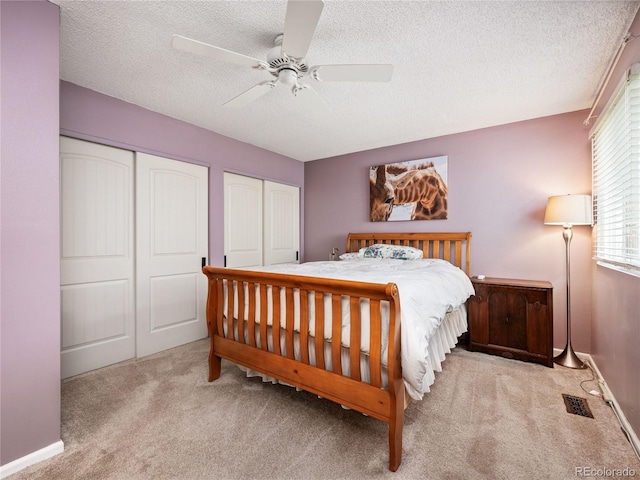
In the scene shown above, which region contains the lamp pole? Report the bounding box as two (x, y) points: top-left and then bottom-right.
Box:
(554, 225), (586, 369)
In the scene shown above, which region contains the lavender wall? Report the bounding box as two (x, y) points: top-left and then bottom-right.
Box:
(590, 10), (640, 437)
(1, 1), (61, 465)
(305, 111), (593, 353)
(60, 81), (305, 265)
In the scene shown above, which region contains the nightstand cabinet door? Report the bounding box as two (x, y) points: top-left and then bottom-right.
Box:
(468, 278), (553, 367)
(488, 291), (527, 351)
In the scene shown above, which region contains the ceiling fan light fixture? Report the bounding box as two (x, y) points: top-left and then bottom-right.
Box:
(278, 68), (299, 86)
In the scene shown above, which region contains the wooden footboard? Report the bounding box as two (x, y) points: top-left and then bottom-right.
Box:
(202, 267), (405, 471)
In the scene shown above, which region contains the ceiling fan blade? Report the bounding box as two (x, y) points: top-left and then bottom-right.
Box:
(310, 64), (394, 82)
(293, 85), (331, 113)
(281, 0), (325, 59)
(172, 35), (263, 68)
(224, 81), (275, 108)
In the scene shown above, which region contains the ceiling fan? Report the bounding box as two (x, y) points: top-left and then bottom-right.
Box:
(171, 0), (393, 110)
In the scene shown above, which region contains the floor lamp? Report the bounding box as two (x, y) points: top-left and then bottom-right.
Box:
(544, 194), (592, 369)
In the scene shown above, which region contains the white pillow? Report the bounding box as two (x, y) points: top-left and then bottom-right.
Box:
(338, 252), (362, 261)
(358, 244), (423, 260)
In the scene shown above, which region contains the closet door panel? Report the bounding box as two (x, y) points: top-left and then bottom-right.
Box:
(224, 172), (263, 267)
(136, 152), (209, 357)
(60, 137), (135, 379)
(264, 180), (300, 265)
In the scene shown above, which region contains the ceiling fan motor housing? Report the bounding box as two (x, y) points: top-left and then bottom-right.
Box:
(266, 41), (308, 78)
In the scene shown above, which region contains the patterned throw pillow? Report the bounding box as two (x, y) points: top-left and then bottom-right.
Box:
(358, 244), (423, 260)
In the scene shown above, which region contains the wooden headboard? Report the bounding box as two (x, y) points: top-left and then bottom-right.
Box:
(346, 232), (472, 276)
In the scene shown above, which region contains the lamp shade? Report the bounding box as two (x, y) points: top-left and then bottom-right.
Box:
(544, 194), (592, 226)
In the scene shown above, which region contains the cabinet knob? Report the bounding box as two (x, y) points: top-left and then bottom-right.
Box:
(505, 316), (510, 323)
(534, 301), (541, 310)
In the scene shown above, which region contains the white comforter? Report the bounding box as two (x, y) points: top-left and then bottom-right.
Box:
(243, 258), (474, 400)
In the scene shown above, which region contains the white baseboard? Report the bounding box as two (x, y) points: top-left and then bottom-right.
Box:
(554, 348), (640, 460)
(0, 440), (64, 479)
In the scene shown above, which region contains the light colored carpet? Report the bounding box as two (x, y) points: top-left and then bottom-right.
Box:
(8, 339), (640, 479)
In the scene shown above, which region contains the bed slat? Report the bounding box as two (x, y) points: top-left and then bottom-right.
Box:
(314, 292), (325, 370)
(285, 288), (295, 359)
(300, 289), (310, 364)
(369, 299), (382, 388)
(216, 280), (224, 340)
(228, 280), (236, 341)
(237, 282), (245, 343)
(272, 286), (281, 356)
(349, 297), (361, 382)
(331, 295), (342, 376)
(259, 284), (268, 351)
(247, 283), (257, 348)
(443, 240), (451, 262)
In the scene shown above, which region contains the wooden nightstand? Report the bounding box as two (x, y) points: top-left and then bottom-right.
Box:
(468, 277), (554, 367)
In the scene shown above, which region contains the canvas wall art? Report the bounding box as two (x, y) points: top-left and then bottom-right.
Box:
(369, 156), (448, 222)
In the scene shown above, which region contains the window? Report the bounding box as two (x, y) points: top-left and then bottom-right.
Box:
(592, 63), (640, 274)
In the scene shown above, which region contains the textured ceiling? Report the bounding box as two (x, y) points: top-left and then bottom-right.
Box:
(55, 1), (639, 162)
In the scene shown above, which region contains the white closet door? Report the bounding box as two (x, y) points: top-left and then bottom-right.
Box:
(224, 172), (263, 267)
(136, 153), (209, 357)
(60, 137), (135, 379)
(264, 180), (300, 265)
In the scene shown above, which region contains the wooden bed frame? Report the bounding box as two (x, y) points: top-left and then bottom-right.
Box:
(202, 232), (471, 472)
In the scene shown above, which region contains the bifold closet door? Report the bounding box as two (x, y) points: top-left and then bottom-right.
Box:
(224, 173), (300, 268)
(60, 137), (136, 379)
(135, 153), (209, 357)
(61, 138), (209, 378)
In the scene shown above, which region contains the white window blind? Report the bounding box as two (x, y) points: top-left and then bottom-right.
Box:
(592, 65), (640, 273)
